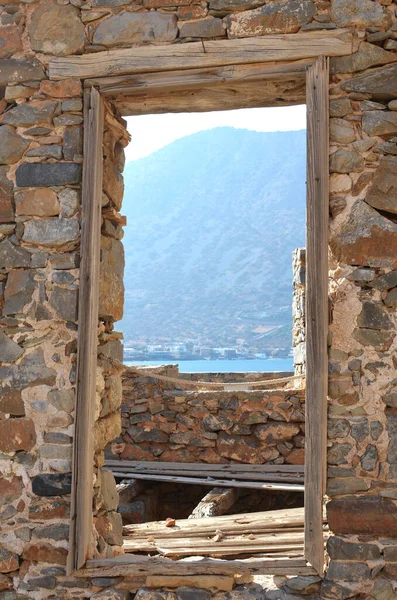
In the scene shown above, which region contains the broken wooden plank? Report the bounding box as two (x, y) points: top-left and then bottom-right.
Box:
(49, 30), (357, 80)
(189, 487), (239, 519)
(111, 471), (304, 492)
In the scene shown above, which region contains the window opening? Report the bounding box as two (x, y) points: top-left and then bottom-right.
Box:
(102, 106), (322, 563)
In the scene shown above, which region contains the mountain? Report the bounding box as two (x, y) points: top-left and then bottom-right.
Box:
(119, 127), (306, 354)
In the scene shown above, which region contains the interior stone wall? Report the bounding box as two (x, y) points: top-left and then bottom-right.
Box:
(2, 0), (397, 598)
(292, 248), (306, 377)
(111, 366), (305, 466)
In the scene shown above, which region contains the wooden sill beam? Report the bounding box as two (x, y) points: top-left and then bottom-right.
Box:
(78, 554), (317, 577)
(49, 29), (357, 81)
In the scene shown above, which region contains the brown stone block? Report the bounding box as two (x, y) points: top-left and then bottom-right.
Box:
(0, 574), (12, 591)
(144, 0), (192, 5)
(15, 188), (60, 218)
(29, 0), (86, 56)
(22, 543), (68, 565)
(0, 417), (36, 453)
(285, 448), (305, 464)
(0, 548), (19, 574)
(94, 412), (122, 452)
(330, 200), (397, 269)
(29, 499), (70, 520)
(40, 79), (82, 98)
(179, 16), (225, 38)
(99, 236), (124, 322)
(0, 25), (22, 58)
(180, 5), (207, 20)
(0, 474), (23, 504)
(0, 166), (14, 224)
(327, 496), (397, 537)
(225, 0), (315, 38)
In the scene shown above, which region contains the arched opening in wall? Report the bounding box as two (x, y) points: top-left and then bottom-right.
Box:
(103, 104), (311, 559)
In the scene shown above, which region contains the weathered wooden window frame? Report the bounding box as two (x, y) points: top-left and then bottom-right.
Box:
(49, 33), (346, 578)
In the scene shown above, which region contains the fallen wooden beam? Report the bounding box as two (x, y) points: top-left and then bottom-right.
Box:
(49, 30), (357, 81)
(111, 471), (304, 492)
(123, 507), (310, 537)
(189, 487), (239, 519)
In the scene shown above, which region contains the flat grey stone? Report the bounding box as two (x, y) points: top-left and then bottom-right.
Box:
(366, 156), (397, 214)
(361, 444), (378, 471)
(0, 58), (45, 86)
(0, 331), (24, 362)
(332, 42), (396, 75)
(351, 418), (369, 442)
(26, 145), (63, 159)
(1, 101), (57, 127)
(342, 64), (397, 101)
(331, 0), (391, 28)
(0, 347), (56, 390)
(327, 536), (380, 560)
(179, 17), (224, 38)
(48, 389), (75, 413)
(93, 12), (178, 47)
(29, 0), (86, 55)
(357, 300), (392, 330)
(330, 149), (364, 174)
(330, 118), (355, 143)
(31, 473), (72, 496)
(329, 97), (352, 118)
(53, 114), (83, 126)
(363, 110), (397, 137)
(23, 218), (80, 247)
(0, 238), (30, 268)
(225, 0), (315, 38)
(328, 418), (350, 439)
(177, 589), (211, 600)
(49, 285), (78, 321)
(63, 126), (83, 161)
(384, 288), (397, 308)
(16, 163), (82, 187)
(3, 269), (36, 315)
(0, 125), (30, 164)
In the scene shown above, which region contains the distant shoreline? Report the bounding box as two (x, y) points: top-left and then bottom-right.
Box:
(124, 358), (294, 373)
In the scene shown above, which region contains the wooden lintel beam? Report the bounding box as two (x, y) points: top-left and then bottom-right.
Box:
(85, 59), (312, 96)
(49, 29), (357, 81)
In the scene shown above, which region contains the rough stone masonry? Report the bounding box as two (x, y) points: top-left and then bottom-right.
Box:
(3, 0), (397, 598)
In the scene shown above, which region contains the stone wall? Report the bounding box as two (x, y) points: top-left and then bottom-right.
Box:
(292, 248), (306, 377)
(2, 0), (397, 598)
(109, 366), (305, 466)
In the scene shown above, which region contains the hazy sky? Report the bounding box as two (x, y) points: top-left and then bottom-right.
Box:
(125, 105), (306, 162)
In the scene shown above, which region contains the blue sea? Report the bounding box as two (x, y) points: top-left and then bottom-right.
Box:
(124, 358), (293, 373)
